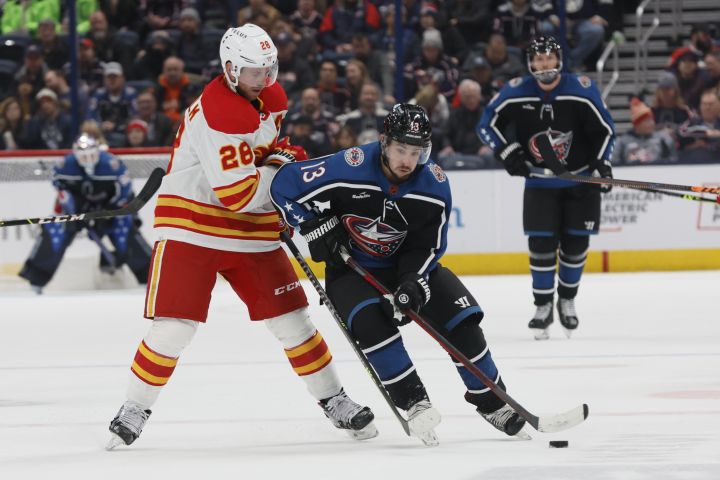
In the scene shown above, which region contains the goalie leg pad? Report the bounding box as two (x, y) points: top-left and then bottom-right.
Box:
(265, 307), (341, 400)
(126, 317), (199, 408)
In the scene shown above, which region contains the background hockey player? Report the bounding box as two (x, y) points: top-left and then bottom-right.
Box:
(106, 24), (376, 450)
(18, 133), (152, 293)
(270, 103), (529, 446)
(476, 35), (616, 340)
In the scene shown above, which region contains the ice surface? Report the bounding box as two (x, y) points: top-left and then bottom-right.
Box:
(1, 271), (719, 479)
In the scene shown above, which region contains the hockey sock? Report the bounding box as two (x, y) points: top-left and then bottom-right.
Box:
(529, 236), (559, 305)
(557, 234), (589, 299)
(126, 317), (198, 408)
(265, 308), (341, 400)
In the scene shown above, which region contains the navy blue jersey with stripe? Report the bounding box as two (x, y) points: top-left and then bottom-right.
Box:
(476, 73), (616, 188)
(270, 142), (452, 277)
(53, 151), (132, 210)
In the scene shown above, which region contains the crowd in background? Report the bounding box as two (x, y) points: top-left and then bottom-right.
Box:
(0, 0), (717, 169)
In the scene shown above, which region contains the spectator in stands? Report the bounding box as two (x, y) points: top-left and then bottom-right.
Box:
(271, 15), (315, 62)
(704, 51), (720, 91)
(75, 38), (105, 92)
(337, 82), (388, 145)
(124, 118), (150, 148)
(439, 79), (492, 166)
(333, 123), (358, 151)
(80, 119), (109, 150)
(274, 31), (316, 104)
(237, 0), (282, 28)
(35, 18), (68, 70)
(73, 0), (99, 33)
(290, 0), (323, 43)
(176, 7), (213, 76)
(614, 98), (677, 165)
(409, 83), (449, 148)
(492, 0), (543, 50)
(101, 0), (141, 33)
(14, 45), (48, 101)
(404, 28), (460, 101)
(670, 23), (715, 63)
(351, 32), (393, 105)
(418, 4), (466, 63)
(44, 69), (87, 117)
(678, 89), (720, 154)
(1, 0), (60, 36)
(15, 76), (36, 120)
(86, 61), (138, 147)
(135, 91), (174, 147)
(21, 87), (72, 149)
(445, 0), (494, 46)
(139, 0), (183, 40)
(462, 56), (498, 102)
(0, 97), (25, 150)
(318, 0), (381, 56)
(155, 56), (191, 128)
(379, 3), (421, 67)
(478, 33), (524, 88)
(345, 58), (370, 111)
(652, 71), (691, 141)
(133, 30), (174, 82)
(287, 115), (330, 158)
(545, 0), (612, 70)
(86, 10), (119, 65)
(285, 87), (338, 151)
(670, 49), (710, 111)
(316, 60), (351, 115)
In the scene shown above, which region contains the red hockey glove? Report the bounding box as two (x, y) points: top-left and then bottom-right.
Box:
(264, 137), (309, 168)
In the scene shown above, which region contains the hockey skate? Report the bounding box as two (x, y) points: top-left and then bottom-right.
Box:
(407, 399), (441, 447)
(106, 401), (152, 450)
(528, 302), (553, 340)
(480, 404), (531, 440)
(320, 389), (378, 440)
(557, 298), (579, 338)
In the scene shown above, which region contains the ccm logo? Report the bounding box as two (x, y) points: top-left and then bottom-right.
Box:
(274, 280), (301, 295)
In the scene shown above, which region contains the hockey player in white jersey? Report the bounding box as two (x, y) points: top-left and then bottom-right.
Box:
(106, 24), (377, 450)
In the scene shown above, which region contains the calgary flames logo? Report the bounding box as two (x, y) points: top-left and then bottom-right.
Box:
(528, 130), (573, 165)
(342, 215), (407, 257)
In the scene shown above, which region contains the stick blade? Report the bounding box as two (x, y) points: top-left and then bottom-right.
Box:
(136, 167), (165, 202)
(536, 404), (589, 433)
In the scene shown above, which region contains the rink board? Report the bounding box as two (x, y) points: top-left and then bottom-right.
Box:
(2, 160), (720, 279)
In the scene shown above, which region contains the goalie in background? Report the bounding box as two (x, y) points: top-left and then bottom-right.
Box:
(18, 133), (152, 293)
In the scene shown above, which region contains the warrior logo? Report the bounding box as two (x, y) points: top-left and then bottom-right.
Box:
(344, 147), (364, 166)
(529, 130), (573, 165)
(342, 215), (407, 257)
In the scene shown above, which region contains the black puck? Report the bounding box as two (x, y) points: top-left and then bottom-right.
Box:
(549, 440), (569, 448)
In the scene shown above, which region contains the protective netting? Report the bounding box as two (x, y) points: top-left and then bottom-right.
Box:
(0, 151), (171, 182)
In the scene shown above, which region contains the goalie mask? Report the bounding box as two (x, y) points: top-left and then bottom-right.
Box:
(527, 35), (563, 85)
(219, 24), (278, 93)
(72, 133), (100, 175)
(382, 103), (433, 165)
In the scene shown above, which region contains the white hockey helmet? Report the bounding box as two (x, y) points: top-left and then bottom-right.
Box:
(72, 133), (100, 174)
(219, 24), (278, 92)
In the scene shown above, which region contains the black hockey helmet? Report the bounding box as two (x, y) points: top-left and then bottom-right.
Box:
(382, 103), (432, 164)
(526, 35), (563, 84)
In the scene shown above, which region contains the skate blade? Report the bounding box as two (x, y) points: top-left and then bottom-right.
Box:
(562, 326), (574, 339)
(531, 328), (550, 340)
(347, 421), (379, 441)
(416, 429), (439, 447)
(105, 432), (126, 451)
(408, 406), (442, 436)
(514, 429), (532, 440)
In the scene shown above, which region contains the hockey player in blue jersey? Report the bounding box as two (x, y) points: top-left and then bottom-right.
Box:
(19, 134), (152, 292)
(477, 35), (616, 340)
(270, 103), (529, 446)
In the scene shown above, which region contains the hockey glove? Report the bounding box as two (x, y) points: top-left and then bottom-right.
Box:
(393, 273), (431, 314)
(593, 161), (613, 193)
(299, 216), (350, 268)
(497, 142), (531, 177)
(264, 137), (309, 168)
(56, 190), (76, 214)
(379, 294), (411, 326)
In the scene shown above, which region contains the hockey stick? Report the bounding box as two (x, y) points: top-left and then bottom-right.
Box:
(280, 232), (411, 436)
(535, 134), (720, 199)
(0, 167), (165, 228)
(342, 253), (589, 434)
(623, 185), (718, 204)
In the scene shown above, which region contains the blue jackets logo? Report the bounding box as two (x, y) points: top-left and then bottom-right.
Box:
(342, 215), (407, 257)
(529, 130), (573, 164)
(344, 147), (364, 166)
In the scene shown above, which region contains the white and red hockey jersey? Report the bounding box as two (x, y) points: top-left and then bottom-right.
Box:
(153, 76), (288, 252)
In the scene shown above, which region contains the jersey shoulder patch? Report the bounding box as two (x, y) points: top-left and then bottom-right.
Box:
(258, 81), (288, 114)
(200, 76), (261, 135)
(428, 163), (446, 183)
(343, 146), (364, 166)
(578, 75), (592, 88)
(509, 77), (524, 88)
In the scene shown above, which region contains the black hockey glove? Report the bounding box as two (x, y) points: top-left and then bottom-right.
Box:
(299, 216), (350, 268)
(393, 273), (431, 314)
(594, 161), (613, 193)
(497, 142), (531, 177)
